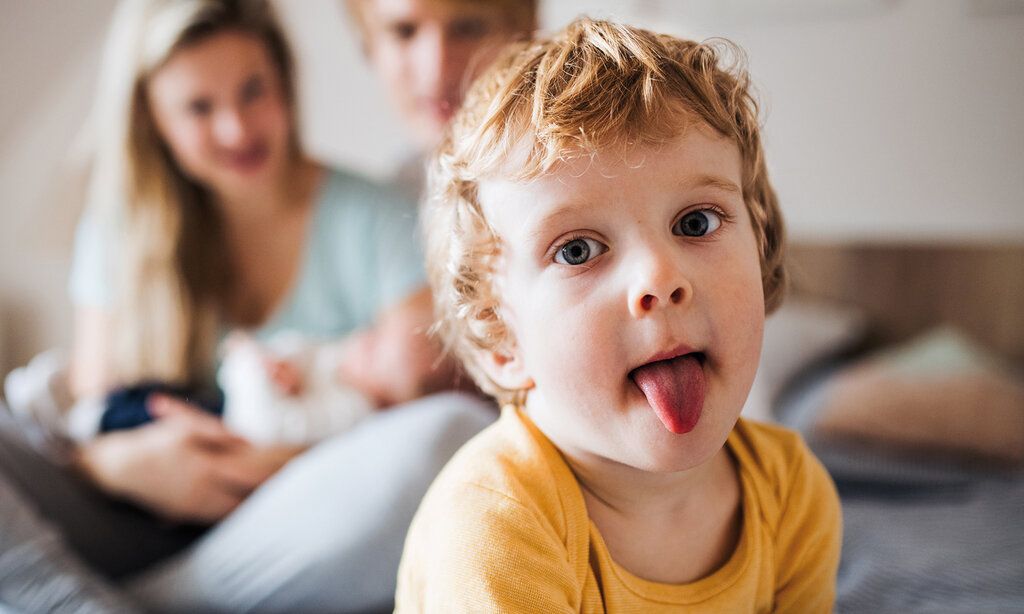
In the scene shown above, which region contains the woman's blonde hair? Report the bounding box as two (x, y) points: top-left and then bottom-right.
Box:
(86, 0), (298, 387)
(425, 18), (786, 402)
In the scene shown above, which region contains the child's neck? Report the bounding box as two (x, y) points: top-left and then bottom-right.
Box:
(562, 440), (728, 521)
(561, 441), (743, 585)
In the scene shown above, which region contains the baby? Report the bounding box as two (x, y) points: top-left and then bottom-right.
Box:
(396, 18), (841, 612)
(218, 332), (374, 445)
(5, 333), (375, 446)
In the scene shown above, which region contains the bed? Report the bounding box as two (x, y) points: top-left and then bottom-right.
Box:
(759, 242), (1024, 613)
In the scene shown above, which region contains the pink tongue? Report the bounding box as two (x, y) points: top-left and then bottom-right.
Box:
(631, 355), (706, 434)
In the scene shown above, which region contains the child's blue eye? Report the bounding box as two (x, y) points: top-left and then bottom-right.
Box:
(554, 237), (606, 266)
(674, 209), (722, 237)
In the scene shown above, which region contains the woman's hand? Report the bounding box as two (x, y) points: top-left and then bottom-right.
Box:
(75, 396), (302, 524)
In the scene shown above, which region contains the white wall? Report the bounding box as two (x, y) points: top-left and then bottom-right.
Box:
(1, 0), (1022, 375)
(658, 0), (1024, 244)
(291, 0), (1024, 243)
(0, 0), (119, 378)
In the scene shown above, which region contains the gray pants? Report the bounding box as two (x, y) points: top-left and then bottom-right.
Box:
(0, 392), (495, 613)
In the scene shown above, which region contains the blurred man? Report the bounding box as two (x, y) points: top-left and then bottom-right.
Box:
(346, 0), (538, 191)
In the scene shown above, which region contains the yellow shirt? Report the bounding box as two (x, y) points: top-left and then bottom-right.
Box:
(396, 406), (842, 613)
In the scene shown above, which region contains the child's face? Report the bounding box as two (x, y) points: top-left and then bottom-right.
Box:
(478, 125), (765, 472)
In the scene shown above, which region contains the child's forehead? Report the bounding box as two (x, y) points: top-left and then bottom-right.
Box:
(471, 126), (745, 244)
(477, 125), (743, 214)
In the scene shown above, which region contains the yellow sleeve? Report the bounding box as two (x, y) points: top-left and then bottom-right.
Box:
(395, 482), (580, 613)
(772, 440), (843, 614)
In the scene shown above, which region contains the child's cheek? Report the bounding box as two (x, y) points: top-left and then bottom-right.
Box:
(716, 256), (766, 378)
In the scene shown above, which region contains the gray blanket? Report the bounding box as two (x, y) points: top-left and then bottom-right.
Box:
(781, 369), (1024, 613)
(822, 444), (1024, 614)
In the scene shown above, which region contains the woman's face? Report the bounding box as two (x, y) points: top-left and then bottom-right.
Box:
(146, 31), (292, 197)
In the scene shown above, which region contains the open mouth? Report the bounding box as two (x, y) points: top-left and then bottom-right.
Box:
(629, 351), (707, 434)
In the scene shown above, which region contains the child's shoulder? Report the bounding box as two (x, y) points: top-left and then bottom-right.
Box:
(729, 418), (838, 528)
(398, 407), (590, 608)
(422, 405), (575, 514)
(730, 418), (808, 469)
(729, 421), (843, 609)
(406, 405), (590, 555)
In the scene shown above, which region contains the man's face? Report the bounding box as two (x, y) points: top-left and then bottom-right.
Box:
(478, 126), (766, 473)
(360, 0), (530, 148)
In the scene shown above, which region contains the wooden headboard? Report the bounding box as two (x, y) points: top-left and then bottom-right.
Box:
(787, 243), (1024, 363)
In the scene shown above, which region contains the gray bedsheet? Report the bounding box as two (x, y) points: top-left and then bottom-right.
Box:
(780, 367), (1024, 613)
(822, 445), (1024, 613)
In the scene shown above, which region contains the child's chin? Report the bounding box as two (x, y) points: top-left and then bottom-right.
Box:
(631, 423), (726, 473)
(618, 446), (695, 474)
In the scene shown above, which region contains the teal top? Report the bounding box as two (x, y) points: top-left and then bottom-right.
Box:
(69, 167), (426, 341)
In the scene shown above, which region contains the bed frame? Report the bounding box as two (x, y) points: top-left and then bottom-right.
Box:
(787, 243), (1024, 363)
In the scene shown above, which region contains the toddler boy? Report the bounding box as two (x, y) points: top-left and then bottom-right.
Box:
(396, 18), (841, 613)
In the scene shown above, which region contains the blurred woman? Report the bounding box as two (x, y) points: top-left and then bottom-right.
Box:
(0, 0), (492, 611)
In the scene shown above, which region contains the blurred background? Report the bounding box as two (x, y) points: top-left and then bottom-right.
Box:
(1, 0), (1022, 377)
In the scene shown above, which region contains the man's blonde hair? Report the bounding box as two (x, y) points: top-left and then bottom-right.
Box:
(425, 18), (786, 401)
(344, 0), (538, 43)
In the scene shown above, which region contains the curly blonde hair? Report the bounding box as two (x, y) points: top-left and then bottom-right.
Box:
(425, 17), (786, 402)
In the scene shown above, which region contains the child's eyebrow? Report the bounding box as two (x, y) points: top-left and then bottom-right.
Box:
(525, 175), (741, 242)
(526, 201), (590, 242)
(683, 174), (742, 194)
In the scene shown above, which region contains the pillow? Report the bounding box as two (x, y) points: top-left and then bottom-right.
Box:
(812, 327), (1024, 466)
(740, 298), (867, 422)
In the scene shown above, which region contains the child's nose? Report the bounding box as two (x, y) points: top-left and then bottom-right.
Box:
(627, 251), (692, 319)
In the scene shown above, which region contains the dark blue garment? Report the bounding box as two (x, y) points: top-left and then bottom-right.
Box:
(100, 383), (224, 433)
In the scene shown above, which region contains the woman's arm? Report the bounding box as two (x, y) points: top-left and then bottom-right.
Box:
(336, 286), (465, 408)
(75, 397), (304, 524)
(69, 305), (114, 400)
(70, 305), (304, 522)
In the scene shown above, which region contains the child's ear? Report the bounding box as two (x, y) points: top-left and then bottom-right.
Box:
(478, 346), (534, 392)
